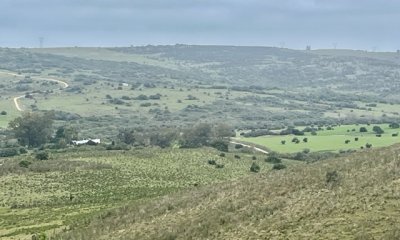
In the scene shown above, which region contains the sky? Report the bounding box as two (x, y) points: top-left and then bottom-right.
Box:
(0, 0), (399, 51)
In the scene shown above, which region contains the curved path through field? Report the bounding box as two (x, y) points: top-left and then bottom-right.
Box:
(0, 70), (69, 111)
(230, 140), (269, 154)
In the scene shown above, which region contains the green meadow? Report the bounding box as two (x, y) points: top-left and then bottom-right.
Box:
(238, 124), (400, 153)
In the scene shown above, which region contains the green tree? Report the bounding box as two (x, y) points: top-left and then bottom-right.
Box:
(372, 126), (384, 134)
(149, 129), (177, 148)
(359, 127), (368, 133)
(9, 112), (54, 147)
(55, 125), (78, 146)
(180, 123), (212, 148)
(118, 128), (135, 145)
(250, 162), (260, 173)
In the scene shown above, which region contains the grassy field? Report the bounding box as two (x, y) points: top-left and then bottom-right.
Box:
(53, 144), (400, 239)
(238, 124), (400, 153)
(0, 146), (275, 239)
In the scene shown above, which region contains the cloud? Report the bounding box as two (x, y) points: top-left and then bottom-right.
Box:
(0, 0), (399, 50)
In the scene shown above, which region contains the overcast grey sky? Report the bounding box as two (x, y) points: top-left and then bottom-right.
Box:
(0, 0), (399, 50)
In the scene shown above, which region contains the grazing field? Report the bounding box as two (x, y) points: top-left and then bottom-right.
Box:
(238, 124), (400, 153)
(0, 147), (274, 239)
(54, 144), (400, 239)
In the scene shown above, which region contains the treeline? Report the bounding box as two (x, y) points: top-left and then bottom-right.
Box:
(114, 123), (235, 150)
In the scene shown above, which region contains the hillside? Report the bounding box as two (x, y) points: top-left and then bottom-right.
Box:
(1, 46), (400, 140)
(54, 144), (400, 240)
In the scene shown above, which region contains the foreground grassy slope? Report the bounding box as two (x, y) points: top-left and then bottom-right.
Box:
(0, 147), (272, 239)
(55, 144), (400, 239)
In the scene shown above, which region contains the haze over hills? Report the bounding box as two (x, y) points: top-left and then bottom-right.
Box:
(0, 45), (400, 239)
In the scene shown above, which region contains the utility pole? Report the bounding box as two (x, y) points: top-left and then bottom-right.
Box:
(39, 37), (44, 48)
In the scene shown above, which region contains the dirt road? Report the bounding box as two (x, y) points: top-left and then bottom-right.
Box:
(0, 70), (69, 111)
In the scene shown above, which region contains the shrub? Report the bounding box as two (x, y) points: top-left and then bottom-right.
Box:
(272, 163), (286, 170)
(265, 156), (282, 164)
(18, 160), (31, 168)
(0, 148), (19, 157)
(215, 163), (224, 169)
(376, 134), (382, 137)
(219, 152), (226, 157)
(302, 148), (310, 154)
(389, 123), (400, 129)
(354, 137), (359, 141)
(140, 102), (152, 107)
(365, 143), (372, 149)
(303, 137), (308, 143)
(0, 111), (7, 115)
(35, 151), (49, 160)
(359, 127), (368, 132)
(252, 156), (257, 160)
(372, 126), (384, 134)
(326, 170), (340, 188)
(311, 131), (317, 136)
(345, 140), (350, 144)
(250, 162), (260, 173)
(392, 133), (398, 137)
(281, 140), (286, 145)
(234, 144), (243, 149)
(208, 159), (217, 165)
(210, 140), (229, 152)
(19, 148), (28, 154)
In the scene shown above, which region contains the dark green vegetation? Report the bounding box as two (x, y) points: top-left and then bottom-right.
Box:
(1, 45), (400, 239)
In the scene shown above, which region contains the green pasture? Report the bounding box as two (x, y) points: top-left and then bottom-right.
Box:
(0, 147), (272, 239)
(238, 124), (400, 153)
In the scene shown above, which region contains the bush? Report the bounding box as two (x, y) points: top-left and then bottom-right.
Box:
(311, 131), (317, 136)
(0, 148), (19, 157)
(252, 156), (257, 160)
(302, 148), (310, 154)
(281, 140), (286, 145)
(19, 148), (28, 154)
(234, 144), (243, 149)
(345, 140), (350, 144)
(0, 111), (7, 115)
(272, 163), (286, 170)
(35, 151), (49, 160)
(359, 127), (368, 132)
(208, 159), (217, 165)
(365, 143), (372, 149)
(372, 126), (384, 134)
(219, 152), (226, 157)
(265, 156), (282, 164)
(215, 163), (224, 169)
(354, 137), (359, 141)
(234, 155), (241, 159)
(210, 140), (229, 152)
(392, 133), (398, 137)
(19, 160), (31, 168)
(326, 170), (340, 188)
(250, 162), (260, 173)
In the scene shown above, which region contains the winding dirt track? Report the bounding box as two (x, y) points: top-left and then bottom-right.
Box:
(0, 71), (69, 111)
(230, 140), (269, 154)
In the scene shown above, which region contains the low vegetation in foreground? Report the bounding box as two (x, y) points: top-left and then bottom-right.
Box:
(0, 146), (282, 239)
(54, 144), (400, 240)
